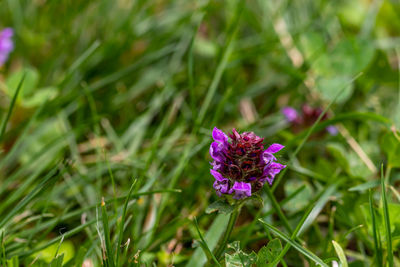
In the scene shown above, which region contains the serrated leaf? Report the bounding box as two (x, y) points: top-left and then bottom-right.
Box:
(225, 251), (257, 267)
(227, 241), (241, 252)
(225, 241), (257, 267)
(206, 200), (234, 214)
(257, 238), (282, 266)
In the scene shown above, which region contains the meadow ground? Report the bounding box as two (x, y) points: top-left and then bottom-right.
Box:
(0, 0), (400, 266)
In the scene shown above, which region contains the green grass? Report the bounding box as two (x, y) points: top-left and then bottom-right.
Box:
(1, 0), (400, 266)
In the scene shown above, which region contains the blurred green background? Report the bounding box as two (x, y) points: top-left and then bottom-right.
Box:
(0, 0), (400, 266)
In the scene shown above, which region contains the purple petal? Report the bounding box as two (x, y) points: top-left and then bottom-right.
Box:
(211, 161), (222, 171)
(212, 127), (228, 143)
(0, 28), (14, 66)
(209, 142), (224, 162)
(261, 151), (276, 164)
(213, 179), (229, 196)
(210, 169), (225, 182)
(326, 125), (338, 136)
(0, 28), (13, 38)
(266, 143), (284, 154)
(229, 181), (252, 199)
(263, 162), (286, 185)
(282, 107), (299, 122)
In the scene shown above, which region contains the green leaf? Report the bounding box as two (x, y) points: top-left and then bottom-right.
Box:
(312, 37), (374, 104)
(225, 252), (257, 267)
(32, 240), (74, 264)
(22, 87), (58, 108)
(225, 241), (257, 267)
(206, 200), (234, 214)
(327, 143), (372, 178)
(316, 75), (354, 104)
(257, 238), (282, 266)
(312, 38), (375, 77)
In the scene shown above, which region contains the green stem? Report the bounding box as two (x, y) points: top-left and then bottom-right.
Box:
(214, 206), (241, 261)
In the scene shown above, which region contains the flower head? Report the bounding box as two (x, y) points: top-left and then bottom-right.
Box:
(282, 105), (338, 135)
(0, 28), (14, 67)
(209, 127), (286, 199)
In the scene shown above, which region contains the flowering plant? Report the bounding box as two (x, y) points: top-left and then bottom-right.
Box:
(210, 127), (285, 199)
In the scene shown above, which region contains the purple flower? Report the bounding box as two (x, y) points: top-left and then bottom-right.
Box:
(284, 105), (338, 136)
(0, 28), (14, 67)
(262, 143), (284, 164)
(326, 125), (338, 136)
(263, 162), (286, 185)
(209, 127), (286, 199)
(229, 182), (252, 199)
(211, 169), (229, 196)
(282, 107), (299, 122)
(209, 127), (229, 171)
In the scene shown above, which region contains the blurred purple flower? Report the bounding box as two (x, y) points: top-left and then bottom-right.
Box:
(326, 125), (338, 136)
(0, 28), (14, 67)
(209, 127), (286, 199)
(283, 105), (338, 136)
(282, 106), (299, 123)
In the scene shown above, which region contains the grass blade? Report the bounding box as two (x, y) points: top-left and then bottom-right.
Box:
(0, 72), (25, 142)
(193, 217), (222, 267)
(185, 214), (230, 267)
(369, 189), (383, 266)
(381, 165), (393, 267)
(116, 179), (137, 267)
(0, 162), (63, 229)
(332, 240), (348, 267)
(259, 219), (328, 267)
(101, 197), (115, 267)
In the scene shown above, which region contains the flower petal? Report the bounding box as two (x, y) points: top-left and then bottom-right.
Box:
(261, 151), (276, 164)
(210, 169), (226, 182)
(326, 125), (338, 136)
(212, 127), (228, 143)
(229, 181), (252, 199)
(210, 142), (224, 161)
(266, 143), (284, 154)
(282, 107), (299, 122)
(213, 179), (229, 196)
